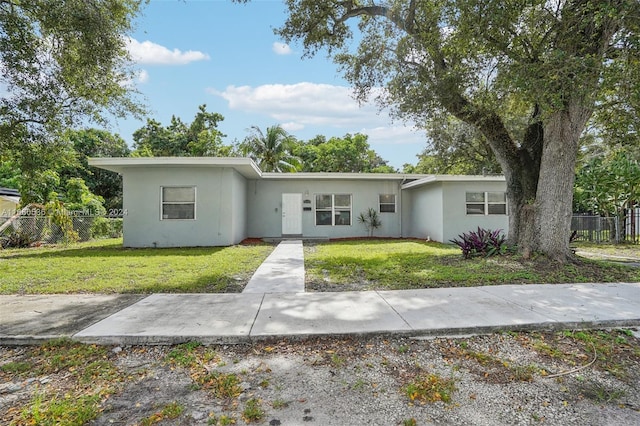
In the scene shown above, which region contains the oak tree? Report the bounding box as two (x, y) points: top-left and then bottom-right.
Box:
(0, 0), (145, 148)
(1, 0), (145, 203)
(247, 0), (639, 261)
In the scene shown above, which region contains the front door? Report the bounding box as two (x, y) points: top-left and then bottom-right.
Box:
(282, 193), (302, 235)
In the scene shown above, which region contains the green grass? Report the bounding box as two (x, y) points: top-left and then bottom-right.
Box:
(305, 240), (640, 290)
(0, 238), (274, 294)
(242, 398), (265, 423)
(3, 238), (638, 294)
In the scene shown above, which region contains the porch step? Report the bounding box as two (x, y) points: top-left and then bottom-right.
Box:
(242, 240), (305, 293)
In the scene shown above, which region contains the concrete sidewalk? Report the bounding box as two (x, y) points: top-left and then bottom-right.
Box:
(2, 283), (640, 345)
(2, 240), (640, 345)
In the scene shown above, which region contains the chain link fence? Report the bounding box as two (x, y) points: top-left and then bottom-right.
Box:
(0, 206), (122, 248)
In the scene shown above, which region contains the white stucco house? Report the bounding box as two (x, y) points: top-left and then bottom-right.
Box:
(0, 187), (21, 219)
(88, 157), (509, 248)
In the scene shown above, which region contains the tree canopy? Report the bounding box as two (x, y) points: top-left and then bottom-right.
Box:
(132, 105), (234, 157)
(62, 129), (131, 210)
(412, 114), (500, 175)
(0, 0), (145, 150)
(1, 0), (145, 205)
(293, 133), (396, 173)
(252, 0), (640, 261)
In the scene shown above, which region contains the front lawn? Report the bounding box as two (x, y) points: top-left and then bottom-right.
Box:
(0, 238), (274, 294)
(304, 239), (640, 291)
(3, 238), (638, 295)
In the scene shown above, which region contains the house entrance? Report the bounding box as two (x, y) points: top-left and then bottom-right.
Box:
(281, 193), (302, 236)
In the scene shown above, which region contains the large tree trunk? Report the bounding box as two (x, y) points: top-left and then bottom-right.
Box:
(531, 104), (592, 261)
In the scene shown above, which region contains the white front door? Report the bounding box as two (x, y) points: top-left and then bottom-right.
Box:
(282, 193), (302, 235)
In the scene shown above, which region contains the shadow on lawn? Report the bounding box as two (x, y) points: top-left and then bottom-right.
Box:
(0, 242), (267, 260)
(120, 273), (249, 294)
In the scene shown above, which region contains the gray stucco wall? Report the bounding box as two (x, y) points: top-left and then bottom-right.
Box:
(402, 183), (445, 241)
(246, 178), (402, 239)
(230, 169), (247, 244)
(122, 167), (245, 247)
(441, 181), (509, 242)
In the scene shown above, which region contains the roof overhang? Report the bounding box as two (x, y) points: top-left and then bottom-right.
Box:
(87, 157), (506, 186)
(0, 195), (20, 204)
(401, 175), (505, 190)
(261, 172), (433, 181)
(88, 157), (263, 179)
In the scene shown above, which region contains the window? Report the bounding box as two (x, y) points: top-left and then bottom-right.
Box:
(466, 192), (507, 215)
(315, 194), (352, 226)
(379, 194), (396, 213)
(161, 186), (196, 220)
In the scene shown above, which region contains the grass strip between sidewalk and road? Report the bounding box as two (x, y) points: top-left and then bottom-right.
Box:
(0, 238), (274, 294)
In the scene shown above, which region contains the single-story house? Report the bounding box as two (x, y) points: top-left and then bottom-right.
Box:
(88, 157), (509, 248)
(0, 187), (20, 218)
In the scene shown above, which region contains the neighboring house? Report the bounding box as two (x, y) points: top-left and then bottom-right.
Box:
(88, 157), (508, 248)
(0, 187), (20, 219)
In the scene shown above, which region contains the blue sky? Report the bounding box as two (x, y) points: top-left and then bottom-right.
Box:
(116, 0), (427, 169)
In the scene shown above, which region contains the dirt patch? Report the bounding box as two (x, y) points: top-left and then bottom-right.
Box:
(240, 238), (268, 246)
(2, 330), (640, 425)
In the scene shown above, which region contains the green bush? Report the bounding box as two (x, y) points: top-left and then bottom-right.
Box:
(110, 218), (123, 237)
(90, 217), (123, 239)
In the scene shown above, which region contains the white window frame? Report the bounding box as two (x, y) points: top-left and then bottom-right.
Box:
(379, 194), (396, 213)
(465, 191), (507, 215)
(315, 193), (352, 226)
(160, 186), (196, 220)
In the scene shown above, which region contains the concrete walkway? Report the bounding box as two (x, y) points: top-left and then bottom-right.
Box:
(242, 240), (305, 293)
(1, 240), (640, 345)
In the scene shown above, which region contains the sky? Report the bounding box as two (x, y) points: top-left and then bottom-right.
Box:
(112, 0), (427, 169)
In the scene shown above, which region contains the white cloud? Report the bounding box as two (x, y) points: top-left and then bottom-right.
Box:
(272, 42), (293, 55)
(137, 69), (150, 84)
(127, 38), (210, 65)
(209, 82), (380, 126)
(358, 125), (424, 145)
(281, 121), (305, 132)
(119, 68), (150, 88)
(208, 82), (425, 149)
(208, 82), (428, 167)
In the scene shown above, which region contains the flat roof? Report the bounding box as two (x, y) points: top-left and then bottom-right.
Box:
(0, 187), (20, 197)
(88, 157), (263, 179)
(261, 172), (432, 181)
(401, 175), (505, 190)
(88, 157), (505, 184)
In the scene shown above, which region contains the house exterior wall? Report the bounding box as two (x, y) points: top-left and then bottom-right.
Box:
(441, 181), (509, 242)
(97, 157), (509, 247)
(121, 167), (245, 247)
(246, 178), (402, 239)
(402, 183), (444, 241)
(0, 197), (19, 218)
(230, 169), (247, 244)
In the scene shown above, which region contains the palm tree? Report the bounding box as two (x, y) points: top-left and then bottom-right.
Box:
(240, 125), (301, 172)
